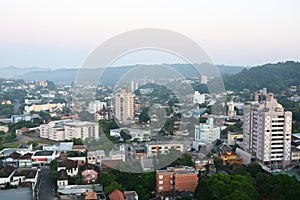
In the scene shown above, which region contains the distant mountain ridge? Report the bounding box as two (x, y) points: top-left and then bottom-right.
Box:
(0, 64), (245, 84)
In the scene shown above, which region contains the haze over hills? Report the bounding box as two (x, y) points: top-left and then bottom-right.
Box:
(0, 64), (245, 85)
(1, 61), (299, 93)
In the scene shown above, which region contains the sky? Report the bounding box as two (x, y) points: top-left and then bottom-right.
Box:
(0, 0), (300, 68)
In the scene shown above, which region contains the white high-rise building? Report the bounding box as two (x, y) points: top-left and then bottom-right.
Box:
(200, 75), (208, 84)
(195, 118), (220, 143)
(193, 91), (205, 105)
(227, 98), (236, 118)
(243, 94), (292, 171)
(115, 87), (135, 124)
(88, 101), (107, 113)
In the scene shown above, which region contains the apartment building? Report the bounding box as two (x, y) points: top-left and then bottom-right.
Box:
(146, 141), (184, 157)
(243, 94), (292, 171)
(39, 120), (99, 141)
(195, 118), (220, 143)
(156, 167), (198, 194)
(115, 87), (135, 124)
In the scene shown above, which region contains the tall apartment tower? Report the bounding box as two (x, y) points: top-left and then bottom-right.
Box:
(115, 87), (135, 124)
(243, 94), (292, 171)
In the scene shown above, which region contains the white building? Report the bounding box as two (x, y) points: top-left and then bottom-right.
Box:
(195, 118), (220, 143)
(115, 87), (135, 124)
(39, 120), (99, 141)
(64, 121), (99, 141)
(243, 94), (292, 171)
(227, 98), (236, 118)
(88, 101), (107, 114)
(24, 103), (65, 113)
(193, 91), (205, 105)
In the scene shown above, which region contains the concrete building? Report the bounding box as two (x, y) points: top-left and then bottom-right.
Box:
(115, 88), (135, 124)
(227, 98), (236, 118)
(32, 151), (57, 166)
(193, 91), (205, 105)
(227, 132), (243, 146)
(64, 121), (99, 141)
(243, 94), (292, 171)
(146, 142), (184, 157)
(195, 118), (220, 143)
(24, 103), (65, 113)
(156, 167), (198, 194)
(88, 101), (107, 114)
(40, 120), (99, 141)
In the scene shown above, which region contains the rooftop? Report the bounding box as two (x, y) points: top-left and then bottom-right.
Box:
(14, 169), (38, 179)
(33, 151), (55, 156)
(109, 189), (125, 200)
(58, 169), (68, 180)
(58, 159), (78, 169)
(0, 165), (16, 178)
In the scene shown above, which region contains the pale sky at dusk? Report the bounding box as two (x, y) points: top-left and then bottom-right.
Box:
(0, 0), (299, 68)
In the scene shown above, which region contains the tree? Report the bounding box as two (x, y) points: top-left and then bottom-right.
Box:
(139, 107), (150, 123)
(120, 129), (132, 142)
(104, 181), (123, 195)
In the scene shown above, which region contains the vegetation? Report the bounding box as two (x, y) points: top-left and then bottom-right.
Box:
(223, 61), (300, 93)
(197, 160), (300, 200)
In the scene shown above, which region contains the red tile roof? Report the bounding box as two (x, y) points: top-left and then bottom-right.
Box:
(109, 189), (125, 200)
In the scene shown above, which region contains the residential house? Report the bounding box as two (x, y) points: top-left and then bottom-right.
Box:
(87, 150), (105, 165)
(109, 189), (125, 200)
(0, 166), (16, 184)
(12, 168), (39, 188)
(82, 169), (98, 184)
(57, 159), (78, 176)
(18, 153), (33, 168)
(57, 169), (68, 187)
(3, 152), (21, 167)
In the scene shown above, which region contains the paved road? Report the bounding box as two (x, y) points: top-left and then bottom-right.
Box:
(39, 168), (57, 200)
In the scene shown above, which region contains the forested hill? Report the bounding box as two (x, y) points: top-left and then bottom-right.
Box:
(223, 61), (300, 93)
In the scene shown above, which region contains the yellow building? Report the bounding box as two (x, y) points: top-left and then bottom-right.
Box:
(219, 151), (242, 165)
(0, 125), (9, 133)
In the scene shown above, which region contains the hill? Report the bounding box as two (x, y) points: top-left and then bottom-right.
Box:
(12, 64), (244, 85)
(223, 61), (300, 93)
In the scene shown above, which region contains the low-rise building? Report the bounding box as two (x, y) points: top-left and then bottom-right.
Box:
(0, 166), (16, 184)
(18, 153), (33, 168)
(219, 151), (242, 165)
(57, 159), (78, 176)
(227, 132), (243, 146)
(156, 167), (198, 194)
(12, 168), (39, 187)
(57, 169), (68, 187)
(87, 150), (106, 165)
(82, 169), (98, 184)
(146, 142), (184, 157)
(32, 151), (57, 166)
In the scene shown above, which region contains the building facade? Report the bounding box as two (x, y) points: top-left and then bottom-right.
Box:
(39, 120), (99, 141)
(243, 95), (292, 171)
(115, 88), (135, 124)
(156, 167), (198, 194)
(195, 118), (220, 143)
